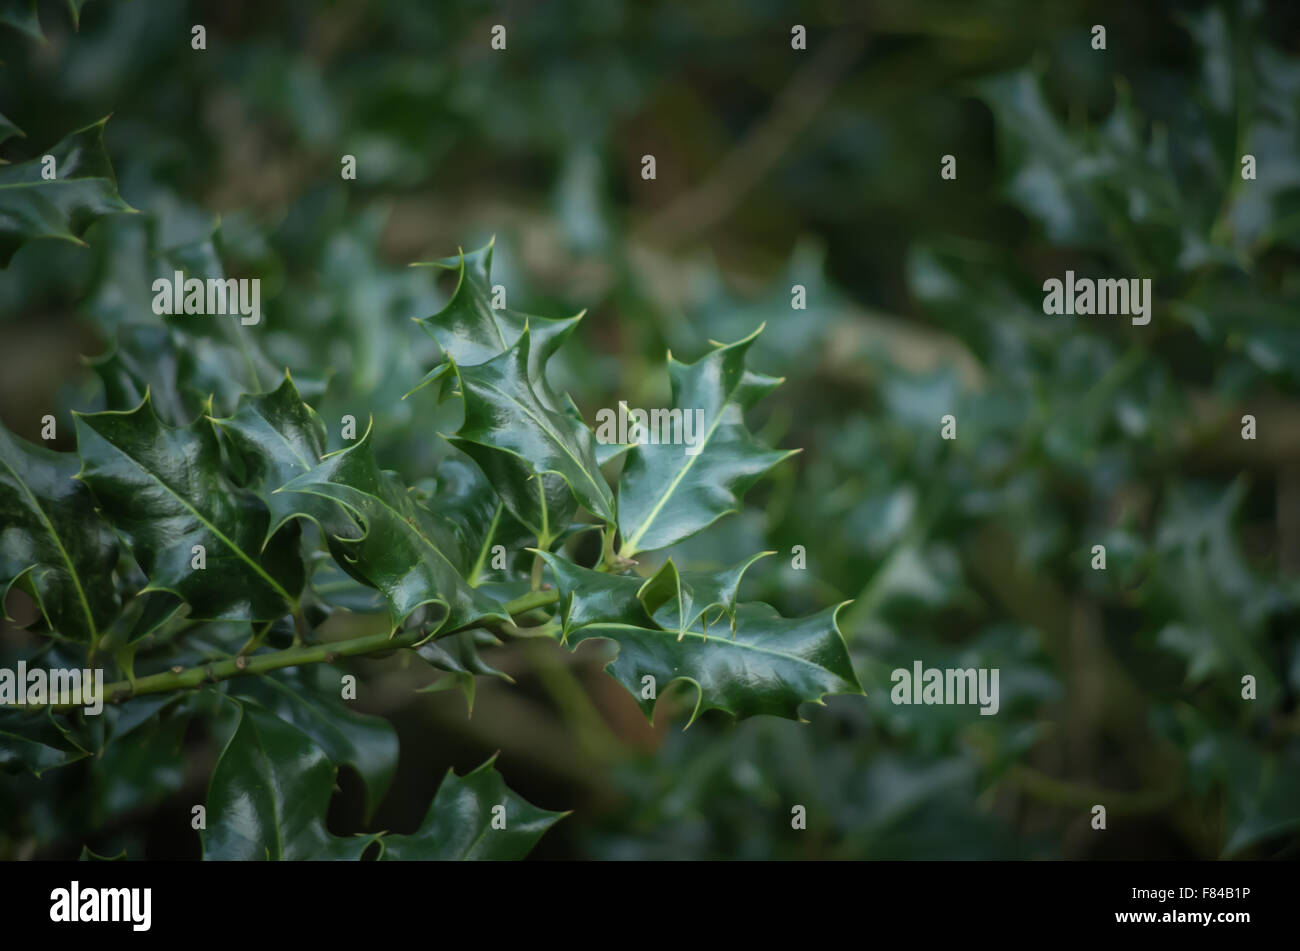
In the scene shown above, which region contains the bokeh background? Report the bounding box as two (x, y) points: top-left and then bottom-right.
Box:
(2, 0), (1299, 859)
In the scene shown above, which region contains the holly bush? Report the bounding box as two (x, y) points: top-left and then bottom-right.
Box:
(1, 0), (1298, 860)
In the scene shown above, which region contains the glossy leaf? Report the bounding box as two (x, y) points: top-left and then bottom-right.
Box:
(429, 457), (534, 586)
(201, 697), (378, 860)
(0, 423), (120, 641)
(540, 554), (862, 724)
(278, 425), (508, 635)
(229, 667), (398, 823)
(0, 708), (90, 777)
(73, 393), (304, 621)
(211, 372), (358, 544)
(617, 326), (795, 557)
(637, 551), (771, 638)
(449, 330), (616, 533)
(0, 118), (135, 267)
(410, 238), (584, 411)
(377, 755), (566, 860)
(416, 629), (513, 715)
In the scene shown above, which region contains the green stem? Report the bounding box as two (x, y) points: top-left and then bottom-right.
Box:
(598, 524), (616, 570)
(238, 620), (274, 657)
(530, 550), (545, 591)
(36, 588), (561, 713)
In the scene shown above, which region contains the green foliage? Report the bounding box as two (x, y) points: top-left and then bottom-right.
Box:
(2, 0), (1298, 863)
(0, 103), (851, 857)
(376, 756), (567, 860)
(0, 424), (119, 642)
(616, 328), (796, 557)
(0, 119), (134, 266)
(73, 394), (306, 621)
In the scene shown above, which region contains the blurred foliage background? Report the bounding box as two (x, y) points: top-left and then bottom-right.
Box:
(2, 0), (1299, 859)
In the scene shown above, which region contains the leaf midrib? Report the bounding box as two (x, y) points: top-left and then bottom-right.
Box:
(248, 712), (287, 861)
(92, 430), (295, 607)
(575, 620), (837, 676)
(621, 379), (736, 553)
(290, 479), (470, 592)
(473, 377), (612, 517)
(0, 454), (98, 640)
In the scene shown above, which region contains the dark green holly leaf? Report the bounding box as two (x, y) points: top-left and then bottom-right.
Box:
(429, 457), (534, 585)
(539, 554), (862, 723)
(278, 425), (508, 635)
(0, 708), (90, 777)
(616, 326), (796, 557)
(0, 422), (120, 642)
(73, 393), (304, 621)
(416, 628), (513, 716)
(86, 324), (190, 425)
(377, 755), (566, 860)
(410, 239), (584, 411)
(201, 697), (378, 860)
(95, 589), (188, 657)
(637, 551), (770, 637)
(0, 118), (135, 267)
(229, 667), (398, 822)
(88, 699), (189, 824)
(449, 330), (616, 535)
(211, 372), (358, 544)
(80, 211), (290, 416)
(309, 552), (385, 613)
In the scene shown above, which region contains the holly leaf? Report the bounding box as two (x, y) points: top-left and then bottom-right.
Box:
(86, 324), (190, 425)
(540, 554), (862, 724)
(430, 457), (534, 586)
(72, 393), (304, 621)
(410, 238), (584, 412)
(416, 629), (513, 716)
(0, 118), (135, 267)
(229, 667), (398, 823)
(449, 330), (616, 535)
(201, 697), (379, 860)
(0, 423), (120, 642)
(637, 551), (771, 638)
(210, 372), (358, 544)
(616, 326), (796, 557)
(377, 755), (566, 860)
(277, 425), (508, 635)
(0, 708), (91, 777)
